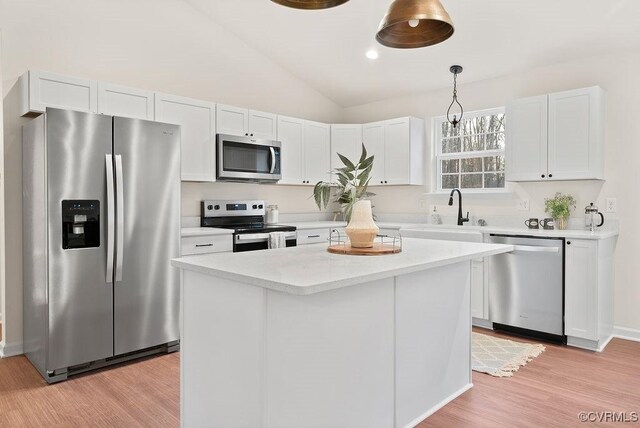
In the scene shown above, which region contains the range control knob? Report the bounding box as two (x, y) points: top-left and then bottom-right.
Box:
(214, 205), (220, 210)
(258, 204), (264, 209)
(252, 204), (258, 209)
(207, 204), (214, 210)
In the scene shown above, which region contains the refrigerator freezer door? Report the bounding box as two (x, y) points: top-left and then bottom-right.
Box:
(46, 108), (115, 370)
(113, 117), (181, 355)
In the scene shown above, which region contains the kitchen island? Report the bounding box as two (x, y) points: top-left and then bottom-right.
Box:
(172, 238), (512, 428)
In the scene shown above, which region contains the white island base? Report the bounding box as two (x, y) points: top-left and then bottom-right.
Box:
(182, 263), (470, 427)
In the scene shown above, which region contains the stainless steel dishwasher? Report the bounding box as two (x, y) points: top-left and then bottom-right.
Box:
(488, 235), (564, 339)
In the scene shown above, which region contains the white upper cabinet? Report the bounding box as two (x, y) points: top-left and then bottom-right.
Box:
(548, 87), (605, 180)
(363, 117), (424, 186)
(505, 95), (548, 181)
(330, 124), (363, 171)
(277, 116), (330, 186)
(97, 82), (154, 120)
(20, 70), (98, 116)
(506, 86), (605, 182)
(278, 115), (305, 185)
(362, 121), (386, 185)
(249, 110), (278, 140)
(216, 104), (277, 140)
(155, 93), (216, 182)
(304, 121), (331, 185)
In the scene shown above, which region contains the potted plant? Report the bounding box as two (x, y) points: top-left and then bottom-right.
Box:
(313, 144), (378, 247)
(544, 192), (576, 230)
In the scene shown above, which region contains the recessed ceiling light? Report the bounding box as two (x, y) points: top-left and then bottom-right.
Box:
(366, 50), (379, 60)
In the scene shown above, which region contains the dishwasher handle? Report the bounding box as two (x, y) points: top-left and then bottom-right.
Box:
(511, 245), (560, 253)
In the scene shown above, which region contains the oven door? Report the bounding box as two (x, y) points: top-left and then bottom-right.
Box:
(234, 232), (297, 252)
(217, 134), (281, 182)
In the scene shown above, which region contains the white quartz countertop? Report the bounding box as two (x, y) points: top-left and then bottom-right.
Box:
(181, 227), (233, 237)
(172, 238), (513, 296)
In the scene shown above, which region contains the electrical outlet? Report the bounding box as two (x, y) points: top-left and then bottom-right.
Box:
(517, 199), (530, 211)
(418, 200), (428, 211)
(606, 198), (617, 213)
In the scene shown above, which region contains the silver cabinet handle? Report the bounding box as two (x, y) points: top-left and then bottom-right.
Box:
(105, 155), (115, 283)
(512, 245), (560, 253)
(114, 155), (124, 282)
(307, 234), (321, 238)
(195, 244), (213, 248)
(269, 147), (276, 174)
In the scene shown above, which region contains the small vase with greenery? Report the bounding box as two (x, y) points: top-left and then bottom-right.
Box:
(544, 192), (576, 230)
(312, 144), (375, 222)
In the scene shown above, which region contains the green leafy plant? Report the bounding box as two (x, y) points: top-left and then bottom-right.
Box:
(313, 144), (375, 222)
(544, 192), (576, 219)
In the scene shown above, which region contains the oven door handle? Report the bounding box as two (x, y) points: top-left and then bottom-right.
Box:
(235, 232), (296, 244)
(269, 147), (276, 174)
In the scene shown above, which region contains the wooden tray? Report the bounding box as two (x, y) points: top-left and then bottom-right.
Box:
(327, 243), (401, 255)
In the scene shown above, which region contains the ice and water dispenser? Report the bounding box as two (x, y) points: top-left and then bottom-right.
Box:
(62, 200), (100, 249)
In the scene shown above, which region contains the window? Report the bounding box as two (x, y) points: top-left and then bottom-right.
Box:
(434, 107), (506, 192)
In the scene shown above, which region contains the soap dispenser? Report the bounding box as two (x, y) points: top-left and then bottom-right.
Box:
(431, 206), (442, 225)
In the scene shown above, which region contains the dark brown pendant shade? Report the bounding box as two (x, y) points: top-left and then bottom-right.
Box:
(376, 0), (454, 49)
(271, 0), (350, 9)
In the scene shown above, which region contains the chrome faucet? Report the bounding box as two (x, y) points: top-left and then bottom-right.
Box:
(448, 188), (469, 226)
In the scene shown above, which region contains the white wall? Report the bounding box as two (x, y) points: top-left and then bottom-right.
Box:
(0, 0), (343, 351)
(343, 50), (640, 332)
(0, 29), (5, 336)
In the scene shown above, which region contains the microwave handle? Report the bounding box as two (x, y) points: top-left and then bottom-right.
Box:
(269, 147), (276, 174)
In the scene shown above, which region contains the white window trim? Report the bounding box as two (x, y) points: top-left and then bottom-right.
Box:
(432, 106), (506, 194)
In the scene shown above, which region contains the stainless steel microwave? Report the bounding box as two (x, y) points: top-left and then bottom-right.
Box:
(216, 134), (282, 183)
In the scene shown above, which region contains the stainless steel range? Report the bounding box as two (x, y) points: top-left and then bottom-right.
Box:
(201, 200), (297, 252)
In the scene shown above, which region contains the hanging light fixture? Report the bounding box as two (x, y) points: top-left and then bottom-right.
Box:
(376, 0), (454, 49)
(447, 65), (464, 128)
(271, 0), (350, 9)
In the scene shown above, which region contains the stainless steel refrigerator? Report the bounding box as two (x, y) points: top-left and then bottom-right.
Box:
(23, 108), (181, 383)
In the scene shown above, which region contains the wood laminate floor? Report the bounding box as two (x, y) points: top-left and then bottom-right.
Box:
(0, 329), (638, 427)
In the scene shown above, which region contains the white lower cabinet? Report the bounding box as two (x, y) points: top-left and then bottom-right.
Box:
(181, 234), (233, 256)
(564, 237), (616, 351)
(470, 259), (485, 320)
(155, 93), (216, 182)
(297, 228), (333, 246)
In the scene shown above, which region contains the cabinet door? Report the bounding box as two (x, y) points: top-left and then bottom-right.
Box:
(304, 120), (331, 185)
(155, 93), (216, 182)
(97, 82), (154, 120)
(470, 259), (485, 319)
(548, 87), (604, 180)
(330, 124), (362, 171)
(249, 110), (277, 140)
(22, 70), (97, 116)
(363, 121), (386, 185)
(384, 118), (410, 185)
(505, 95), (548, 181)
(216, 104), (248, 136)
(277, 115), (306, 185)
(565, 239), (598, 340)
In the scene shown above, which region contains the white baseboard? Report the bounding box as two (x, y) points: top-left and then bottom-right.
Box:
(0, 341), (24, 358)
(405, 383), (473, 428)
(613, 326), (640, 343)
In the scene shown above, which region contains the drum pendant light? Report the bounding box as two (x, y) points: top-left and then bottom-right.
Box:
(271, 0), (350, 9)
(376, 0), (454, 49)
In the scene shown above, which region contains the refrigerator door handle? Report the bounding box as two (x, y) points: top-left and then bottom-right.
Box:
(105, 154), (115, 283)
(115, 154), (125, 282)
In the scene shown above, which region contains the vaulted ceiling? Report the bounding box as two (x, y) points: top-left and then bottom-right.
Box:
(183, 0), (640, 107)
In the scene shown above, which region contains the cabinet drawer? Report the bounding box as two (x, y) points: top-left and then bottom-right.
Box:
(297, 228), (336, 245)
(182, 235), (232, 255)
